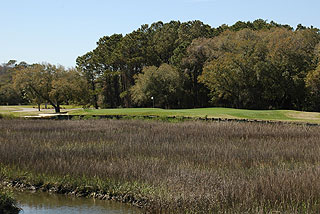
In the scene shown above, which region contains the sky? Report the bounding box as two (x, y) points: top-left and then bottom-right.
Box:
(1, 0), (319, 68)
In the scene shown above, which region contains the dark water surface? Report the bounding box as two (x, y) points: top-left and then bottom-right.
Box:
(14, 191), (142, 214)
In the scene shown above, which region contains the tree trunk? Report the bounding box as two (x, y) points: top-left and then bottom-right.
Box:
(54, 104), (60, 113)
(38, 103), (41, 111)
(91, 81), (99, 109)
(93, 95), (99, 109)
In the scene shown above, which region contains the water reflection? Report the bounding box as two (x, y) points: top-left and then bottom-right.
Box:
(14, 191), (142, 214)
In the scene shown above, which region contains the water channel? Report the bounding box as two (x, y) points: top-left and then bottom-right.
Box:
(13, 190), (143, 214)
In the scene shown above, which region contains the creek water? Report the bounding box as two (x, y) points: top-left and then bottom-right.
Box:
(13, 190), (143, 214)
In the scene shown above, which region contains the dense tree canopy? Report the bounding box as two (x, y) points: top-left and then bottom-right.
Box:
(76, 20), (215, 108)
(199, 28), (320, 109)
(2, 19), (320, 112)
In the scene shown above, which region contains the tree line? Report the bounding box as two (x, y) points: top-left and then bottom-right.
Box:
(1, 19), (320, 112)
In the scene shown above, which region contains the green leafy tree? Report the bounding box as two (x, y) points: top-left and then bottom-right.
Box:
(263, 28), (320, 109)
(151, 21), (180, 65)
(115, 28), (150, 107)
(76, 19), (319, 110)
(0, 60), (27, 105)
(199, 29), (267, 108)
(306, 67), (320, 111)
(77, 20), (215, 108)
(0, 84), (21, 105)
(181, 38), (213, 107)
(305, 44), (320, 111)
(93, 34), (123, 108)
(217, 19), (294, 35)
(76, 52), (100, 109)
(199, 28), (319, 109)
(131, 64), (185, 108)
(13, 63), (86, 113)
(171, 20), (214, 66)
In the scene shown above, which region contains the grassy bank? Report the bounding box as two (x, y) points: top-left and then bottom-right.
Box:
(0, 190), (20, 214)
(1, 119), (320, 213)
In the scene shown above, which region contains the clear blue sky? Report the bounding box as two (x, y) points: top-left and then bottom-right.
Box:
(1, 0), (319, 68)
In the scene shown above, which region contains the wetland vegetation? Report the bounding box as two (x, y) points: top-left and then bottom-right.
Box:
(1, 119), (320, 213)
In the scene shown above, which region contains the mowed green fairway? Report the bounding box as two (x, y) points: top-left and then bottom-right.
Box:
(1, 105), (320, 123)
(69, 107), (320, 123)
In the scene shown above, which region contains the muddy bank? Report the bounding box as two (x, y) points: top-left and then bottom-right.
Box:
(25, 114), (320, 127)
(1, 179), (148, 213)
(0, 191), (20, 214)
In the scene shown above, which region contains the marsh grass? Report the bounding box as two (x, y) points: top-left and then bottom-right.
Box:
(1, 119), (320, 213)
(0, 113), (15, 119)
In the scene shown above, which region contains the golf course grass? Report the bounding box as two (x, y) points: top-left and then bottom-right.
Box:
(69, 107), (320, 123)
(1, 105), (320, 124)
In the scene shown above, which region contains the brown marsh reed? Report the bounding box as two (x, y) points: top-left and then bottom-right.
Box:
(1, 119), (320, 213)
